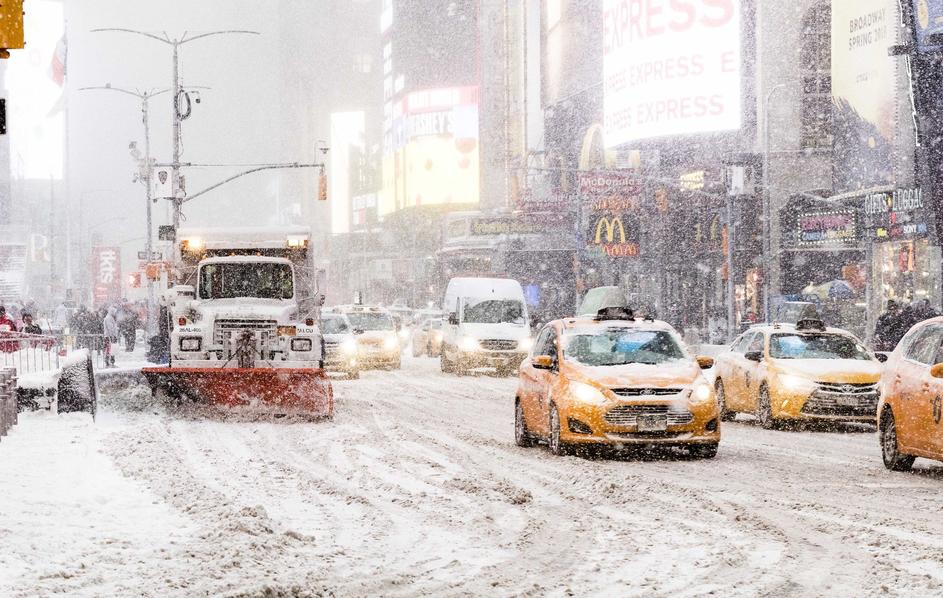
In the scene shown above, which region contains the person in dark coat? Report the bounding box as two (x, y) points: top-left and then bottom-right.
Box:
(875, 301), (906, 352)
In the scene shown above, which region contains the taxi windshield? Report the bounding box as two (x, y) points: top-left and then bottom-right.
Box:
(347, 312), (395, 331)
(769, 333), (871, 360)
(320, 317), (349, 335)
(563, 328), (686, 366)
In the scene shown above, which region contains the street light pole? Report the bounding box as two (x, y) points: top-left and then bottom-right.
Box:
(91, 28), (260, 232)
(763, 82), (793, 324)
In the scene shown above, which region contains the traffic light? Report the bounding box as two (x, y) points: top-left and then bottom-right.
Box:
(0, 1), (24, 59)
(318, 168), (328, 201)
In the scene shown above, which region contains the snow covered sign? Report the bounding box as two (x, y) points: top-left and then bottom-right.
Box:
(152, 167), (173, 198)
(602, 0), (742, 146)
(91, 246), (122, 308)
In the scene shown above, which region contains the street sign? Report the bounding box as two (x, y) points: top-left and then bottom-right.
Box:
(152, 167), (173, 198)
(158, 225), (176, 241)
(137, 250), (163, 260)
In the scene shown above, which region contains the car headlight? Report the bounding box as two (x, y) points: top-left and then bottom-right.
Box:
(180, 337), (202, 351)
(691, 381), (713, 404)
(383, 335), (399, 350)
(399, 329), (410, 341)
(459, 336), (480, 352)
(569, 381), (608, 405)
(518, 337), (533, 352)
(433, 331), (442, 341)
(778, 373), (817, 394)
(341, 338), (357, 354)
(291, 338), (313, 352)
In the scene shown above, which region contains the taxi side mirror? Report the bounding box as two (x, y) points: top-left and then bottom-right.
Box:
(696, 356), (714, 370)
(931, 363), (943, 379)
(875, 352), (889, 363)
(745, 351), (763, 363)
(448, 312), (459, 325)
(533, 355), (554, 370)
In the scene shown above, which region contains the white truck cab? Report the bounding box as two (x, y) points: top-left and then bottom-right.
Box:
(440, 277), (531, 376)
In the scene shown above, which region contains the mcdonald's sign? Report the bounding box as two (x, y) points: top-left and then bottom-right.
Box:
(588, 215), (639, 258)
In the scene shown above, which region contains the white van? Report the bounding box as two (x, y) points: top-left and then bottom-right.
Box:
(440, 277), (532, 376)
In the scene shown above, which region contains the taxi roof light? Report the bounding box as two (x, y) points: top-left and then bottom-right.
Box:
(796, 318), (826, 332)
(594, 306), (635, 321)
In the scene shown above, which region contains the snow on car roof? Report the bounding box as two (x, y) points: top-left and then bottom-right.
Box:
(198, 255), (293, 265)
(560, 317), (679, 333)
(750, 323), (853, 336)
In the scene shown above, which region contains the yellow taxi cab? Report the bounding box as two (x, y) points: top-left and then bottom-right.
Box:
(514, 307), (720, 458)
(713, 319), (883, 428)
(878, 316), (943, 471)
(330, 305), (402, 370)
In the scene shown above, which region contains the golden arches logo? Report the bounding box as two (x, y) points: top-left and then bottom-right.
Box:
(594, 216), (626, 244)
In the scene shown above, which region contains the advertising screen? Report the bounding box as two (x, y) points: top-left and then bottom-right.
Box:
(602, 0), (742, 146)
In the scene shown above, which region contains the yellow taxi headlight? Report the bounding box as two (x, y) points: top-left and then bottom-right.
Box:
(383, 335), (399, 350)
(341, 338), (357, 354)
(778, 373), (817, 394)
(459, 336), (480, 352)
(692, 382), (713, 403)
(518, 337), (533, 352)
(569, 381), (608, 406)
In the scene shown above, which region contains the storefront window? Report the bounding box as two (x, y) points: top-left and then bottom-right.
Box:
(874, 239), (942, 310)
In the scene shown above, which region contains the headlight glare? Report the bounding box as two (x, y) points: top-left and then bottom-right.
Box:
(341, 338), (357, 354)
(518, 337), (533, 352)
(383, 335), (399, 350)
(778, 373), (816, 394)
(692, 382), (712, 403)
(459, 336), (480, 352)
(569, 381), (607, 405)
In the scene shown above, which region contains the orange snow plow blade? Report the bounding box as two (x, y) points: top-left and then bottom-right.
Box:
(141, 367), (334, 419)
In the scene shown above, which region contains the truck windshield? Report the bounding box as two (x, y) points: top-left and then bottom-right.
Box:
(347, 312), (395, 331)
(462, 299), (525, 325)
(198, 262), (294, 300)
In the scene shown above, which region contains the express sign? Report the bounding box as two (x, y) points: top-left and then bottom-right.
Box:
(603, 0), (742, 146)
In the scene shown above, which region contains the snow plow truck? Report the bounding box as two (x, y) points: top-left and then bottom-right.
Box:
(142, 227), (333, 418)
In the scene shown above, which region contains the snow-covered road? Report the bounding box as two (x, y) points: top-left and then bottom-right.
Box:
(3, 356), (943, 597)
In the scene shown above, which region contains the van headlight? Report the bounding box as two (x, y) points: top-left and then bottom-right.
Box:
(569, 381), (607, 405)
(180, 337), (202, 352)
(383, 335), (399, 350)
(518, 337), (533, 352)
(291, 338), (313, 352)
(341, 338), (357, 354)
(459, 336), (480, 352)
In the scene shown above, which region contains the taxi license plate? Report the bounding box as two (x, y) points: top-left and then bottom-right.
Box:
(837, 396), (858, 407)
(636, 415), (668, 432)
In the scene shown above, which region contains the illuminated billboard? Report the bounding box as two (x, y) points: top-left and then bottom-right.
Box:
(381, 86), (479, 215)
(602, 0), (742, 146)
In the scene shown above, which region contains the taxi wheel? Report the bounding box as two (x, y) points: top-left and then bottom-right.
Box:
(715, 380), (735, 421)
(880, 409), (915, 471)
(440, 351), (453, 373)
(348, 369), (360, 380)
(548, 405), (571, 456)
(756, 385), (775, 430)
(514, 399), (536, 448)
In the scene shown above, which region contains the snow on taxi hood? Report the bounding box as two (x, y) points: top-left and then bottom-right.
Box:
(192, 298), (298, 323)
(460, 322), (529, 341)
(566, 359), (701, 389)
(769, 358), (882, 382)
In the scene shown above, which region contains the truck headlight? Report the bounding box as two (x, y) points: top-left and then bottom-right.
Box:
(569, 381), (607, 405)
(291, 338), (313, 352)
(518, 337), (533, 352)
(180, 337), (202, 352)
(383, 335), (399, 351)
(341, 338), (357, 354)
(459, 336), (480, 352)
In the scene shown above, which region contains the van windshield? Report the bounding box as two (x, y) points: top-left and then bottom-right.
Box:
(463, 298), (525, 325)
(347, 312), (395, 331)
